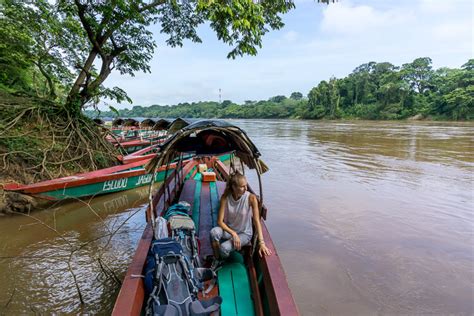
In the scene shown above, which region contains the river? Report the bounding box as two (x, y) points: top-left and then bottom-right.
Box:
(0, 120), (473, 315)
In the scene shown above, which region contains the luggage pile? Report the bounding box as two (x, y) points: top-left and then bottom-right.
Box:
(144, 203), (222, 316)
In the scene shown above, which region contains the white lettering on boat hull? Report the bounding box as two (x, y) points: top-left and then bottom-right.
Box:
(103, 178), (128, 191)
(136, 174), (153, 186)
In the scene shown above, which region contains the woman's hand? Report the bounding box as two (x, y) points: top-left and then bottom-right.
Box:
(258, 243), (272, 257)
(232, 232), (241, 250)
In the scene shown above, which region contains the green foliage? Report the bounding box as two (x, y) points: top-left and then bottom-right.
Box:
(269, 95), (287, 103)
(290, 92), (303, 100)
(1, 0), (300, 114)
(198, 0), (294, 58)
(109, 105), (120, 117)
(0, 0), (88, 99)
(401, 57), (434, 94)
(85, 58), (473, 121)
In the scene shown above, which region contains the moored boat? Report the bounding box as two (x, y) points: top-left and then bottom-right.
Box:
(2, 158), (173, 200)
(112, 120), (298, 316)
(3, 153), (231, 201)
(116, 137), (166, 154)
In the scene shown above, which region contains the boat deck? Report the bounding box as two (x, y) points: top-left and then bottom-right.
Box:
(177, 174), (256, 316)
(178, 173), (226, 259)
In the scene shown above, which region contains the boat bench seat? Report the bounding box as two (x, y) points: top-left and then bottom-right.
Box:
(218, 251), (255, 316)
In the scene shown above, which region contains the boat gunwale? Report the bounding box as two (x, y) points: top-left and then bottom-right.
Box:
(112, 160), (199, 315)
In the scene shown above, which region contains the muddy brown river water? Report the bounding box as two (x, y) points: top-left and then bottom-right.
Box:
(0, 120), (473, 315)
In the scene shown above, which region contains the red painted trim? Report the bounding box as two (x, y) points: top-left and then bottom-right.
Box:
(246, 249), (264, 316)
(119, 144), (161, 164)
(115, 137), (165, 148)
(116, 139), (151, 148)
(121, 153), (157, 165)
(112, 224), (153, 316)
(125, 144), (161, 157)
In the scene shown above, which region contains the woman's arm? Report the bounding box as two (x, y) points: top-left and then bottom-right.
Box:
(250, 194), (272, 257)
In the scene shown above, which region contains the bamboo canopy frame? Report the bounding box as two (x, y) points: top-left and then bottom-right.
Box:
(146, 120), (269, 223)
(146, 120), (267, 174)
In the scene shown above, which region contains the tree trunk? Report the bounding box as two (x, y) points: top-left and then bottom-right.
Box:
(67, 49), (99, 102)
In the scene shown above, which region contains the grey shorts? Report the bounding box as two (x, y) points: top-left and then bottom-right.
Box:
(210, 226), (251, 258)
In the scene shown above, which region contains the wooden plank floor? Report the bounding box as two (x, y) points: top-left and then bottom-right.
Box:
(199, 182), (214, 260)
(178, 179), (227, 261)
(178, 179), (225, 304)
(178, 179), (196, 216)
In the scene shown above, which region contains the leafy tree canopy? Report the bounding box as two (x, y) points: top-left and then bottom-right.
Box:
(86, 58), (473, 121)
(2, 0), (321, 116)
(290, 91), (303, 100)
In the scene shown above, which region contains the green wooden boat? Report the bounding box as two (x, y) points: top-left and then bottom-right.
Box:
(113, 120), (298, 316)
(4, 153), (231, 201)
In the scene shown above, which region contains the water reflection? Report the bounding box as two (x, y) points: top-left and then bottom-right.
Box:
(0, 184), (152, 314)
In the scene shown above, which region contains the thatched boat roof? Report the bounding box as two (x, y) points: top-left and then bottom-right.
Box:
(93, 118), (105, 125)
(152, 119), (171, 131)
(140, 119), (156, 128)
(123, 118), (139, 127)
(112, 118), (125, 127)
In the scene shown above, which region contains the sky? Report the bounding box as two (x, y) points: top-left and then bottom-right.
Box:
(102, 0), (473, 110)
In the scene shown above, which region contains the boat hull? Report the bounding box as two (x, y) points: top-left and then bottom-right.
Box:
(33, 169), (168, 200)
(3, 154), (231, 201)
(112, 157), (299, 316)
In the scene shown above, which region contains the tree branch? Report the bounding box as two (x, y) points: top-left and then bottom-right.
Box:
(73, 0), (103, 54)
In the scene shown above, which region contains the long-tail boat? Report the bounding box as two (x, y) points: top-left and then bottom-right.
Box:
(113, 120), (298, 316)
(2, 158), (173, 200)
(3, 152), (231, 201)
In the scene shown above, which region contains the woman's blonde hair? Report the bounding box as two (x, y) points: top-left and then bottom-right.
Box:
(224, 171), (246, 197)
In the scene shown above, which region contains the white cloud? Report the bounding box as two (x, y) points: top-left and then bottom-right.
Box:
(103, 0), (473, 109)
(320, 2), (413, 35)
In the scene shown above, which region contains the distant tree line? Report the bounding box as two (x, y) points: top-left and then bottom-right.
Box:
(86, 57), (473, 120)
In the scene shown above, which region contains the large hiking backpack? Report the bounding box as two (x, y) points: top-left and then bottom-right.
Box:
(168, 215), (200, 267)
(164, 203), (200, 267)
(145, 238), (221, 316)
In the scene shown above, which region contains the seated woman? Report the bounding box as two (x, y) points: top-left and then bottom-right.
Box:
(210, 172), (272, 260)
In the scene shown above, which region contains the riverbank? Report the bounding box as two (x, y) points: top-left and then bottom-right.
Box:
(85, 59), (474, 122)
(0, 92), (119, 214)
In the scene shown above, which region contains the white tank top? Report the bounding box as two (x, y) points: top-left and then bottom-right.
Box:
(225, 191), (253, 237)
